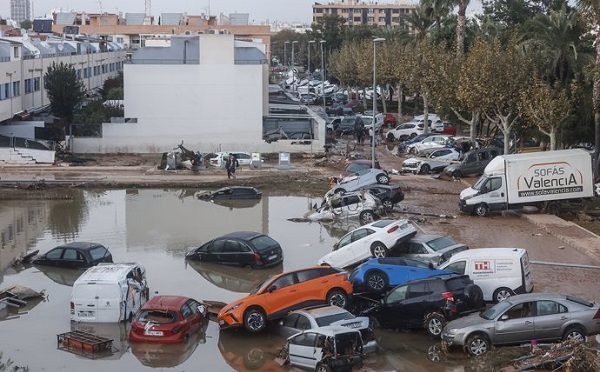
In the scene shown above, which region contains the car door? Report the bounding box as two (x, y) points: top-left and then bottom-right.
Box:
(296, 269), (325, 305)
(204, 240), (226, 263)
(405, 242), (433, 263)
(494, 301), (535, 344)
(42, 247), (65, 267)
(62, 248), (87, 269)
(377, 285), (410, 328)
(221, 239), (243, 266)
(479, 176), (507, 211)
(288, 332), (320, 369)
(347, 228), (376, 263)
(533, 300), (569, 341)
(261, 273), (299, 317)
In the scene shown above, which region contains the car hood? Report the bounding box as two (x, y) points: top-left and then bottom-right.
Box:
(340, 175), (359, 184)
(402, 158), (421, 166)
(459, 187), (479, 200)
(445, 312), (488, 330)
(317, 249), (346, 268)
(436, 245), (469, 265)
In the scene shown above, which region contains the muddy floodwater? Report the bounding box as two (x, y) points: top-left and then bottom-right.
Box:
(0, 188), (597, 372)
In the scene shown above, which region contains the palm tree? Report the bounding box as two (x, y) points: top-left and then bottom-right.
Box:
(421, 0), (453, 36)
(519, 5), (591, 84)
(577, 0), (600, 177)
(402, 4), (436, 44)
(455, 0), (470, 56)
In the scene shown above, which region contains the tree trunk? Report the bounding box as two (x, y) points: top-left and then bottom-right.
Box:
(397, 84), (403, 116)
(382, 86), (388, 114)
(423, 95), (429, 134)
(470, 112), (479, 142)
(594, 33), (600, 178)
(456, 2), (467, 57)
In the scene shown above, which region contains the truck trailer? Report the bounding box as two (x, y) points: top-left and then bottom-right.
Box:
(459, 149), (595, 216)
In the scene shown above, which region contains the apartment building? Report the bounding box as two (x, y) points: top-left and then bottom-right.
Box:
(312, 0), (417, 29)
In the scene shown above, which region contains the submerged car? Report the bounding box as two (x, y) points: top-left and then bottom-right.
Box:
(306, 191), (382, 223)
(394, 234), (469, 267)
(196, 186), (261, 201)
(332, 168), (390, 194)
(276, 305), (377, 354)
(360, 275), (484, 338)
(186, 231), (283, 269)
(32, 242), (113, 269)
(129, 295), (208, 344)
(218, 266), (353, 333)
(285, 325), (364, 372)
(317, 219), (417, 269)
(349, 257), (455, 293)
(442, 293), (600, 356)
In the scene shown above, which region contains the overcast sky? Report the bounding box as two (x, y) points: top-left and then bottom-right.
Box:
(2, 0), (320, 24)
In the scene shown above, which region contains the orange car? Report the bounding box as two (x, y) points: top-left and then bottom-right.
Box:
(218, 266), (353, 333)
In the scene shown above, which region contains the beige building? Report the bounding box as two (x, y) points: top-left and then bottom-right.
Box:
(312, 0), (417, 29)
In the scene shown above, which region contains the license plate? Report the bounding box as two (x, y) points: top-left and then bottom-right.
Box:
(144, 330), (163, 336)
(78, 311), (94, 318)
(218, 320), (225, 326)
(268, 254), (278, 261)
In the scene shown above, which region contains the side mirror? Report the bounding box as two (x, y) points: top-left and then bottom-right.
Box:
(500, 314), (509, 321)
(428, 262), (434, 270)
(267, 285), (277, 293)
(481, 187), (488, 194)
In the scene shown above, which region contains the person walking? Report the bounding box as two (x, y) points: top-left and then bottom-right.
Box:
(225, 154), (239, 179)
(354, 118), (365, 145)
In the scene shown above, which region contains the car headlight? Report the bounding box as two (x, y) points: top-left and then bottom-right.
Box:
(443, 328), (458, 336)
(461, 194), (473, 201)
(225, 303), (242, 313)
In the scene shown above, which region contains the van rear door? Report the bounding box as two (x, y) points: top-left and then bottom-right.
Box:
(72, 282), (121, 322)
(521, 252), (534, 293)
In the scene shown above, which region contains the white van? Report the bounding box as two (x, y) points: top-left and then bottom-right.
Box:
(71, 263), (149, 323)
(438, 248), (533, 303)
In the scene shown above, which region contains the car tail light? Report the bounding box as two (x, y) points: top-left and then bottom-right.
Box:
(387, 225), (399, 234)
(593, 308), (600, 320)
(442, 292), (454, 301)
(172, 326), (182, 334)
(253, 252), (261, 264)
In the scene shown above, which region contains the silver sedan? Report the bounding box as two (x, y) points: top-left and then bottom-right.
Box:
(441, 293), (600, 356)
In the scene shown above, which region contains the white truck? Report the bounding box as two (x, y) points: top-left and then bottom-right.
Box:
(459, 149), (595, 216)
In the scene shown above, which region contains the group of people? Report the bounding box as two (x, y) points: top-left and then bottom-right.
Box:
(354, 119), (382, 146)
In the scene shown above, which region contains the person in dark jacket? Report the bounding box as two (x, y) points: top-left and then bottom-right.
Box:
(225, 154), (239, 179)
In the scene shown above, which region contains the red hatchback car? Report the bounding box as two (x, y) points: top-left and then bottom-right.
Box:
(129, 296), (208, 344)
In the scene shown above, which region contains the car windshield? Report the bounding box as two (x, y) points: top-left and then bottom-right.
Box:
(480, 300), (513, 320)
(250, 235), (278, 252)
(346, 163), (369, 174)
(250, 278), (272, 294)
(425, 236), (458, 251)
(315, 312), (354, 327)
(472, 175), (489, 191)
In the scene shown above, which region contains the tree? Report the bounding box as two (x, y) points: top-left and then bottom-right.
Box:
(577, 0), (600, 178)
(457, 37), (535, 153)
(44, 62), (86, 132)
(520, 79), (573, 149)
(19, 19), (32, 30)
(308, 14), (347, 52)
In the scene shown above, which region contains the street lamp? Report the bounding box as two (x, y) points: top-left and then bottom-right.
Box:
(372, 38), (385, 168)
(291, 40), (298, 91)
(284, 41), (290, 67)
(320, 40), (326, 114)
(307, 40), (315, 75)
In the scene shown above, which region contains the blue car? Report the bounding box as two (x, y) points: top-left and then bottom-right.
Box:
(349, 257), (455, 293)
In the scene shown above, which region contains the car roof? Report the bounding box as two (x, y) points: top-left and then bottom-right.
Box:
(504, 293), (566, 302)
(142, 295), (191, 311)
(54, 242), (106, 251)
(220, 231), (265, 240)
(292, 305), (350, 318)
(214, 186), (258, 192)
(450, 248), (526, 260)
(408, 234), (445, 243)
(76, 263), (143, 282)
(305, 325), (360, 337)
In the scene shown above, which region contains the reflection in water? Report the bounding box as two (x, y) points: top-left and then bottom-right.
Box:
(32, 265), (85, 287)
(0, 287), (45, 322)
(210, 198), (262, 210)
(130, 322), (208, 368)
(46, 190), (90, 239)
(71, 321), (130, 360)
(186, 261), (283, 293)
(319, 219), (362, 240)
(218, 330), (286, 372)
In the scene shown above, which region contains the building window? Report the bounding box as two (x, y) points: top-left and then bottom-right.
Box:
(34, 77), (40, 91)
(13, 47), (19, 58)
(368, 8), (374, 13)
(12, 81), (20, 97)
(354, 17), (361, 22)
(314, 8), (322, 13)
(24, 78), (32, 93)
(393, 9), (399, 13)
(367, 17), (374, 22)
(379, 17), (386, 22)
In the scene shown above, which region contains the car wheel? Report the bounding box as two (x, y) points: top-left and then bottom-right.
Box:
(424, 312), (446, 338)
(359, 210), (375, 224)
(492, 287), (513, 303)
(326, 289), (348, 308)
(563, 326), (586, 343)
(452, 170), (461, 179)
(376, 174), (389, 185)
(427, 344), (442, 362)
(371, 243), (389, 258)
(410, 133), (417, 138)
(475, 203), (488, 217)
(316, 362), (332, 372)
(465, 333), (490, 356)
(368, 316), (381, 330)
(244, 348), (266, 370)
(366, 270), (388, 293)
(243, 307), (267, 333)
(381, 198), (394, 211)
(420, 164), (431, 174)
(387, 133), (395, 141)
(334, 188), (346, 195)
(464, 284), (484, 309)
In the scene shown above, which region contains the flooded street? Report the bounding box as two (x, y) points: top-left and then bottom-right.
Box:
(1, 187), (599, 371)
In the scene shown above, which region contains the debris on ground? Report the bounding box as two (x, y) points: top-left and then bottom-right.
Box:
(0, 285), (46, 321)
(495, 341), (600, 372)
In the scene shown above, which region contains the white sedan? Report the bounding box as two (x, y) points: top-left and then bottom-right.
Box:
(208, 151), (253, 167)
(406, 135), (453, 154)
(402, 148), (461, 174)
(317, 219), (417, 269)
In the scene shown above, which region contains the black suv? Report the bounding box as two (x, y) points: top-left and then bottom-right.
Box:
(356, 274), (484, 338)
(336, 116), (360, 137)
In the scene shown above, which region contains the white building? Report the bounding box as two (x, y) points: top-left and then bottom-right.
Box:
(72, 34), (325, 155)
